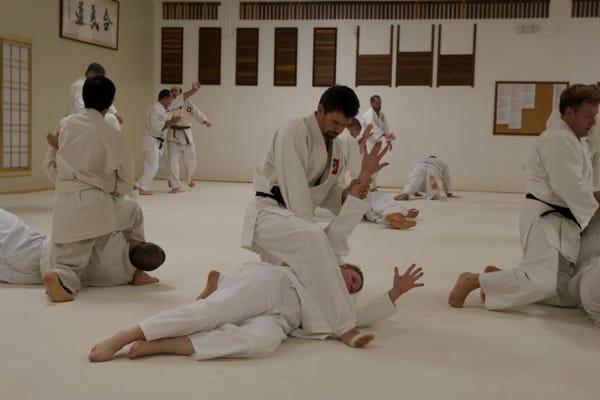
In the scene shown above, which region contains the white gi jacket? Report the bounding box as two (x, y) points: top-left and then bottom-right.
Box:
(67, 77), (118, 116)
(142, 101), (171, 152)
(360, 107), (390, 151)
(406, 156), (452, 195)
(46, 109), (134, 244)
(524, 118), (598, 263)
(242, 113), (347, 250)
(168, 96), (208, 145)
(280, 195), (397, 337)
(337, 129), (362, 181)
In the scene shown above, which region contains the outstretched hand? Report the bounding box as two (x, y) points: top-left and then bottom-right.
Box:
(388, 264), (424, 302)
(361, 140), (390, 176)
(192, 81), (202, 91)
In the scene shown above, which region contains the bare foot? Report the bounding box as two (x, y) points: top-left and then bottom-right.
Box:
(338, 329), (374, 348)
(138, 188), (153, 196)
(128, 340), (153, 359)
(132, 270), (160, 286)
(43, 272), (74, 303)
(480, 266), (502, 302)
(394, 193), (410, 201)
(188, 181), (196, 188)
(385, 213), (416, 230)
(448, 272), (480, 308)
(406, 208), (419, 218)
(168, 187), (181, 194)
(196, 270), (220, 300)
(414, 192), (423, 197)
(89, 337), (126, 362)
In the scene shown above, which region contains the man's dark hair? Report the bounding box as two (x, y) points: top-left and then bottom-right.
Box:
(341, 263), (364, 293)
(82, 75), (116, 111)
(85, 62), (106, 76)
(129, 242), (166, 271)
(319, 85), (360, 118)
(559, 84), (600, 115)
(370, 95), (381, 103)
(349, 118), (362, 131)
(158, 89), (171, 101)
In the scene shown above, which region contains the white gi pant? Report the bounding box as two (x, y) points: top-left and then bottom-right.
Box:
(136, 136), (162, 192)
(568, 214), (600, 325)
(168, 141), (197, 189)
(364, 192), (407, 225)
(251, 210), (356, 336)
(403, 166), (445, 200)
(480, 215), (578, 310)
(138, 263), (301, 360)
(46, 196), (144, 293)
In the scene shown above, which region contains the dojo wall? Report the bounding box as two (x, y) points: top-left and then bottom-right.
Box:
(0, 0), (154, 194)
(154, 0), (600, 193)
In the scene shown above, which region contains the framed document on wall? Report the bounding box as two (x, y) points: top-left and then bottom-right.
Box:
(60, 0), (119, 50)
(493, 81), (569, 136)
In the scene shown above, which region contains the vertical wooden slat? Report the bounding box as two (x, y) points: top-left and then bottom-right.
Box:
(161, 27), (183, 84)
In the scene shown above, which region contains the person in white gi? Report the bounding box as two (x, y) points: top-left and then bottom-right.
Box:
(88, 187), (425, 362)
(166, 86), (212, 192)
(395, 156), (453, 201)
(67, 62), (123, 126)
(449, 84), (600, 310)
(338, 118), (419, 230)
(360, 95), (396, 189)
(135, 83), (200, 195)
(241, 85), (391, 347)
(0, 206), (164, 287)
(42, 75), (136, 302)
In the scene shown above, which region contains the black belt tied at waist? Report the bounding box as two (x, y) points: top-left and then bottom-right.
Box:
(526, 193), (582, 230)
(256, 186), (286, 208)
(152, 136), (165, 149)
(171, 126), (191, 130)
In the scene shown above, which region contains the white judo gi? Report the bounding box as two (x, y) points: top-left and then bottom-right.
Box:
(480, 118), (598, 310)
(44, 109), (135, 293)
(0, 199), (144, 287)
(402, 156), (452, 200)
(136, 101), (171, 192)
(67, 77), (119, 124)
(548, 109), (600, 190)
(241, 112), (357, 337)
(360, 107), (390, 187)
(166, 97), (209, 189)
(140, 195), (397, 360)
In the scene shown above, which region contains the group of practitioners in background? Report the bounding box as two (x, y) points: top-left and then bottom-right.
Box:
(3, 61), (599, 363)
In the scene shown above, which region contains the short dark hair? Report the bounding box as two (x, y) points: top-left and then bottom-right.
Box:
(349, 118), (362, 131)
(319, 85), (360, 118)
(82, 75), (115, 111)
(86, 62), (106, 76)
(341, 262), (364, 293)
(370, 95), (381, 103)
(129, 242), (166, 271)
(559, 84), (600, 115)
(158, 89), (171, 101)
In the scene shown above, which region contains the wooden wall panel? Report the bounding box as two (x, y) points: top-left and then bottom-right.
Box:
(274, 28), (298, 86)
(163, 2), (220, 20)
(236, 28), (259, 86)
(161, 27), (184, 84)
(437, 24), (477, 87)
(198, 28), (221, 85)
(572, 0), (600, 17)
(355, 26), (393, 87)
(313, 28), (337, 87)
(396, 25), (434, 86)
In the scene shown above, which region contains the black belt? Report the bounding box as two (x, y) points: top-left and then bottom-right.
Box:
(152, 136), (165, 149)
(526, 193), (581, 230)
(171, 126), (191, 130)
(256, 186), (286, 208)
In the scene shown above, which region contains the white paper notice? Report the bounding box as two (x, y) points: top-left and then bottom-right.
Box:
(509, 84), (524, 129)
(496, 84), (511, 124)
(522, 84), (536, 108)
(553, 84), (567, 111)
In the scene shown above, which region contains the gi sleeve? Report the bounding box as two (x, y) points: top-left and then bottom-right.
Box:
(356, 293), (397, 327)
